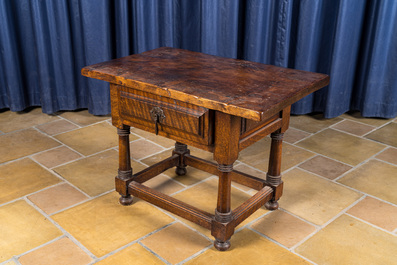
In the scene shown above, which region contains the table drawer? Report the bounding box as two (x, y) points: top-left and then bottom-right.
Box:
(116, 86), (212, 145)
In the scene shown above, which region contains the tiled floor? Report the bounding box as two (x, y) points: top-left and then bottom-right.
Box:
(0, 108), (396, 265)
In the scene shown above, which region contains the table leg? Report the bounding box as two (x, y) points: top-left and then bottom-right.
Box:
(213, 163), (234, 251)
(265, 131), (284, 210)
(173, 142), (190, 176)
(117, 125), (134, 206)
(212, 112), (241, 251)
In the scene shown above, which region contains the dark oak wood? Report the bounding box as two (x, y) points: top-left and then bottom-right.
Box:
(116, 125), (134, 205)
(82, 47), (329, 252)
(129, 181), (213, 229)
(172, 142), (190, 176)
(82, 47), (329, 121)
(233, 186), (273, 226)
(184, 154), (268, 191)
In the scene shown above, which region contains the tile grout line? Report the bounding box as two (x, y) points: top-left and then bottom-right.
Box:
(21, 198), (98, 260)
(361, 119), (396, 137)
(28, 157), (93, 199)
(247, 227), (318, 265)
(174, 219), (214, 242)
(10, 235), (66, 261)
(177, 244), (214, 265)
(89, 221), (177, 265)
(372, 157), (397, 167)
(138, 241), (173, 265)
(0, 257), (21, 265)
(341, 115), (391, 128)
(47, 114), (83, 128)
(279, 165), (397, 210)
(54, 116), (112, 132)
(332, 143), (390, 182)
(277, 208), (321, 228)
(344, 213), (397, 237)
(290, 194), (367, 252)
(130, 130), (175, 150)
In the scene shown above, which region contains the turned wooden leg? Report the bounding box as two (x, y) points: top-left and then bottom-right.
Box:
(172, 142), (190, 176)
(213, 164), (234, 251)
(117, 125), (134, 206)
(211, 112), (241, 251)
(265, 131), (284, 210)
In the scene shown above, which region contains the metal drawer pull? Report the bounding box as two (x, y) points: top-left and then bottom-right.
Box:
(150, 107), (166, 135)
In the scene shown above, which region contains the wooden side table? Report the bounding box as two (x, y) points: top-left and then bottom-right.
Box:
(82, 47), (329, 251)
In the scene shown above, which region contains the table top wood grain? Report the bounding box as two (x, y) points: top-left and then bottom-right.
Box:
(82, 47), (329, 121)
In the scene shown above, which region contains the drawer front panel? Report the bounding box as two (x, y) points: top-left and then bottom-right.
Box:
(117, 86), (211, 145)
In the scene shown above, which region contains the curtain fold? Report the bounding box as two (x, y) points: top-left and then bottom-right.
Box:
(0, 0), (396, 118)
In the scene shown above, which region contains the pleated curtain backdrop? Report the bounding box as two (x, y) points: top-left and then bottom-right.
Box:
(0, 0), (396, 118)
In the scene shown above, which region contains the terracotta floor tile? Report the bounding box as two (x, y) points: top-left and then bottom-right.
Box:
(52, 192), (173, 257)
(0, 128), (60, 163)
(0, 200), (62, 262)
(28, 183), (88, 215)
(172, 178), (268, 238)
(251, 210), (316, 248)
(289, 114), (342, 133)
(32, 146), (82, 168)
(338, 160), (397, 204)
(129, 139), (164, 160)
(0, 108), (59, 133)
(18, 237), (93, 265)
(376, 147), (397, 165)
(365, 122), (397, 147)
(131, 127), (175, 148)
(296, 215), (397, 265)
(142, 150), (213, 186)
(297, 129), (385, 166)
(341, 112), (392, 126)
(239, 137), (315, 172)
(54, 122), (129, 156)
(95, 243), (165, 265)
(332, 119), (375, 136)
(143, 174), (185, 195)
(283, 127), (311, 144)
(279, 168), (361, 225)
(0, 158), (61, 204)
(185, 229), (309, 265)
(36, 119), (79, 135)
(141, 223), (211, 264)
(233, 164), (267, 192)
(54, 150), (146, 197)
(188, 146), (215, 162)
(298, 155), (352, 180)
(347, 197), (397, 232)
(59, 110), (110, 126)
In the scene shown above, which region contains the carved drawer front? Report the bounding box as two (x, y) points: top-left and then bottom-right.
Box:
(117, 86), (211, 145)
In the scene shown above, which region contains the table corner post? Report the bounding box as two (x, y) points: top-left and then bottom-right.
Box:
(212, 112), (241, 251)
(172, 142), (190, 176)
(265, 130), (284, 210)
(116, 124), (134, 206)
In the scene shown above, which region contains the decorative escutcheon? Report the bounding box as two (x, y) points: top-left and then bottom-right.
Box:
(150, 107), (166, 135)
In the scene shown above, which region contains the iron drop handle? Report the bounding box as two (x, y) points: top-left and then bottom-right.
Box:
(150, 107), (166, 135)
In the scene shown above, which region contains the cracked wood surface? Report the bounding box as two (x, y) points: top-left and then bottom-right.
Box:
(82, 47), (329, 121)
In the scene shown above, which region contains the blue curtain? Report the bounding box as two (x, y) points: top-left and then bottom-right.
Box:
(1, 0), (396, 118)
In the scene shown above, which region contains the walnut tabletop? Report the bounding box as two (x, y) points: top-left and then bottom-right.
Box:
(81, 47), (329, 251)
(82, 47), (329, 121)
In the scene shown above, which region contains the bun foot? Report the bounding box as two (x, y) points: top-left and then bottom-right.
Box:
(175, 166), (187, 176)
(265, 200), (279, 210)
(214, 239), (231, 251)
(119, 195), (133, 206)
